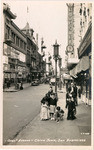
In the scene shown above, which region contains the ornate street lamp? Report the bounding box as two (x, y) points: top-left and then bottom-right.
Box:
(53, 40), (60, 93)
(41, 38), (46, 56)
(58, 57), (62, 90)
(41, 38), (47, 78)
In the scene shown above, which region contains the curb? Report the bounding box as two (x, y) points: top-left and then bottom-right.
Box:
(3, 84), (31, 92)
(3, 90), (20, 92)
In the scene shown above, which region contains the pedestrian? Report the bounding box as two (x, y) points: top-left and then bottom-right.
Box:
(66, 96), (76, 120)
(49, 80), (52, 87)
(60, 109), (64, 120)
(49, 93), (57, 120)
(66, 90), (72, 108)
(67, 82), (72, 93)
(7, 79), (10, 89)
(40, 95), (50, 121)
(48, 86), (53, 95)
(20, 81), (23, 90)
(55, 106), (64, 122)
(72, 83), (78, 106)
(45, 93), (50, 106)
(78, 86), (81, 102)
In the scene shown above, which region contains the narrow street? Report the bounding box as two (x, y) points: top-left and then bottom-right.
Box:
(2, 1), (92, 149)
(3, 84), (49, 144)
(3, 85), (91, 146)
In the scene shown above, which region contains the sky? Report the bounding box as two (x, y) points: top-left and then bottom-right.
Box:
(3, 0), (68, 68)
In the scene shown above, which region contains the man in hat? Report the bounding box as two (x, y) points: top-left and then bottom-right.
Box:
(72, 83), (78, 106)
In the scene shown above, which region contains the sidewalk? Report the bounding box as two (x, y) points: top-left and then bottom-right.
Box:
(3, 83), (31, 92)
(7, 87), (91, 146)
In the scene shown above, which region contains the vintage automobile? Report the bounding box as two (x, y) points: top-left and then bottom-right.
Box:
(31, 79), (39, 86)
(50, 78), (55, 86)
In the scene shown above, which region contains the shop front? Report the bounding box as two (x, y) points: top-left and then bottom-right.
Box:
(70, 56), (91, 105)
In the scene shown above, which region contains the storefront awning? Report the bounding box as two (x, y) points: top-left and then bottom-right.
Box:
(63, 73), (73, 80)
(67, 58), (79, 70)
(70, 56), (89, 76)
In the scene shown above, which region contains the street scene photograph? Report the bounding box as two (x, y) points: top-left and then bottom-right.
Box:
(2, 0), (93, 147)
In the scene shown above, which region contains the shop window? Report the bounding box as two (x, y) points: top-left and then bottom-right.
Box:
(83, 7), (86, 17)
(87, 8), (89, 16)
(79, 8), (82, 15)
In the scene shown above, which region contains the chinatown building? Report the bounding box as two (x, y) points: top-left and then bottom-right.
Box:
(66, 3), (92, 105)
(3, 3), (46, 87)
(22, 22), (46, 81)
(3, 3), (27, 87)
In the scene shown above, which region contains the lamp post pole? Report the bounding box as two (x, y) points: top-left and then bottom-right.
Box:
(53, 40), (60, 94)
(59, 57), (62, 90)
(55, 58), (57, 93)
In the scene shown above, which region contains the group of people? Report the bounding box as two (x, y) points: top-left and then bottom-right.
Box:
(40, 87), (64, 122)
(66, 82), (77, 120)
(40, 82), (78, 122)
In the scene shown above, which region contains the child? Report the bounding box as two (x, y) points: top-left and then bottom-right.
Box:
(60, 109), (64, 120)
(55, 106), (64, 122)
(40, 100), (49, 121)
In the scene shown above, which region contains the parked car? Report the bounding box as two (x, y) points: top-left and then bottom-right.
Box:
(50, 78), (55, 86)
(31, 79), (39, 86)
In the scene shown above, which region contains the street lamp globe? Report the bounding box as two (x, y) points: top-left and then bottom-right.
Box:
(53, 40), (59, 58)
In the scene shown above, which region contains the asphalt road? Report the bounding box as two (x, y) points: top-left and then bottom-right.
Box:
(3, 83), (49, 144)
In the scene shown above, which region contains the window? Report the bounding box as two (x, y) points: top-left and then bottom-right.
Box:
(24, 43), (26, 50)
(16, 36), (19, 46)
(6, 18), (10, 24)
(11, 31), (15, 43)
(20, 40), (24, 48)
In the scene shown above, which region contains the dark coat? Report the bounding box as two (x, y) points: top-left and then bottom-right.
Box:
(41, 95), (50, 106)
(49, 97), (57, 106)
(73, 86), (77, 98)
(67, 100), (76, 120)
(67, 100), (75, 111)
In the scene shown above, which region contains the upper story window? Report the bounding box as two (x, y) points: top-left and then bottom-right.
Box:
(24, 43), (26, 50)
(16, 36), (19, 46)
(6, 25), (10, 37)
(20, 40), (24, 49)
(11, 31), (15, 43)
(6, 18), (10, 24)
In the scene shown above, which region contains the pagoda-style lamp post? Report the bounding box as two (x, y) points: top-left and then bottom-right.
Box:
(53, 40), (60, 94)
(41, 38), (46, 77)
(41, 38), (46, 56)
(59, 57), (62, 90)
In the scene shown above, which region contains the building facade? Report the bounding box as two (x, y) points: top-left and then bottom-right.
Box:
(22, 22), (46, 81)
(66, 3), (92, 105)
(3, 3), (46, 87)
(3, 3), (27, 87)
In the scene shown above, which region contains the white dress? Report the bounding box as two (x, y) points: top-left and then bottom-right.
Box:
(40, 103), (49, 120)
